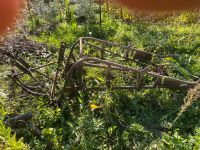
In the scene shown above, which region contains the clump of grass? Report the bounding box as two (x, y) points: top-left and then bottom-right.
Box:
(172, 82), (200, 126)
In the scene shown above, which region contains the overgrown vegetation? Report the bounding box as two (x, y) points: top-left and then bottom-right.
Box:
(0, 0), (200, 149)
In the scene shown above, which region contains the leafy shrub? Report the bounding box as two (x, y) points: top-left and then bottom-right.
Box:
(0, 107), (27, 150)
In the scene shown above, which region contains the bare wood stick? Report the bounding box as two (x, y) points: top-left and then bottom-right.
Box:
(2, 51), (44, 88)
(64, 85), (155, 91)
(63, 40), (79, 76)
(140, 66), (154, 73)
(12, 60), (44, 88)
(12, 75), (48, 96)
(3, 51), (31, 68)
(83, 62), (122, 70)
(80, 38), (84, 58)
(15, 61), (57, 76)
(85, 57), (139, 72)
(50, 42), (66, 101)
(106, 64), (111, 88)
(34, 71), (54, 81)
(15, 81), (48, 96)
(100, 43), (105, 59)
(6, 55), (51, 93)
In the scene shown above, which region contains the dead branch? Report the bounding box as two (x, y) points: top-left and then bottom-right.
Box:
(50, 42), (66, 101)
(86, 85), (155, 90)
(4, 112), (41, 136)
(11, 75), (48, 96)
(63, 39), (79, 76)
(4, 112), (33, 124)
(3, 51), (45, 90)
(15, 61), (57, 76)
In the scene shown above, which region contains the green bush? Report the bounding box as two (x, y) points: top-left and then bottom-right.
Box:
(0, 107), (28, 150)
